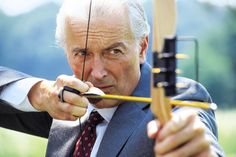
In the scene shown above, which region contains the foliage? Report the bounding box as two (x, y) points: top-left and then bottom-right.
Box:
(176, 1), (236, 108)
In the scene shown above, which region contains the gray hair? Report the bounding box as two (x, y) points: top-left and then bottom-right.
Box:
(55, 0), (150, 48)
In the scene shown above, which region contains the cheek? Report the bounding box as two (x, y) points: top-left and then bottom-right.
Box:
(123, 53), (140, 74)
(71, 64), (82, 78)
(66, 53), (83, 78)
(116, 55), (140, 89)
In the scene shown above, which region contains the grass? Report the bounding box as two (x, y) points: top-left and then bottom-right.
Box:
(216, 110), (236, 157)
(0, 129), (47, 157)
(0, 109), (235, 156)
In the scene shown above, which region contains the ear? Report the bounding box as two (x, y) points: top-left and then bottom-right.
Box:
(139, 36), (149, 64)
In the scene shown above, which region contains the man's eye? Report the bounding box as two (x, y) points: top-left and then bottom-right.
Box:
(78, 50), (87, 56)
(110, 49), (123, 55)
(73, 50), (87, 57)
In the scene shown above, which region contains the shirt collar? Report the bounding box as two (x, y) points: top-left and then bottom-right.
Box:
(85, 104), (118, 123)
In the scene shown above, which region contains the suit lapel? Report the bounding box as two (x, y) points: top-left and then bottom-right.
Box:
(96, 102), (149, 157)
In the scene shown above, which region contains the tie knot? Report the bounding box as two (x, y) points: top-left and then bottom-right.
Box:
(87, 111), (104, 126)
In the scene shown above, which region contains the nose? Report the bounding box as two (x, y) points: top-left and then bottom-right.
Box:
(90, 56), (107, 80)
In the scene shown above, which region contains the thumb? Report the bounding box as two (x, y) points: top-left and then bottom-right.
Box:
(147, 120), (160, 139)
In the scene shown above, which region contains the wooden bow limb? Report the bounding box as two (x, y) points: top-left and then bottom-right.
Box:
(150, 0), (177, 125)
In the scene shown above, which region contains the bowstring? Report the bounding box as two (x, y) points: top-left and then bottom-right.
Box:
(79, 0), (93, 156)
(81, 0), (93, 81)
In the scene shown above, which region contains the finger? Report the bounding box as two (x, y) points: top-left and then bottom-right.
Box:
(158, 111), (197, 141)
(195, 147), (217, 157)
(156, 117), (204, 154)
(63, 90), (89, 108)
(147, 120), (160, 139)
(56, 75), (89, 93)
(161, 134), (210, 157)
(62, 114), (79, 121)
(57, 102), (87, 117)
(85, 81), (94, 88)
(49, 110), (79, 121)
(155, 115), (205, 155)
(71, 106), (87, 117)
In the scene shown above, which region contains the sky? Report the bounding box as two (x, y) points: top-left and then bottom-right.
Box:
(0, 0), (235, 16)
(0, 0), (62, 16)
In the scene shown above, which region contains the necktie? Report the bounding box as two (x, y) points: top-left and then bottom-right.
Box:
(73, 111), (104, 157)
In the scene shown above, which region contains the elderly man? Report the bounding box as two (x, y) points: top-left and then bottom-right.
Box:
(0, 0), (224, 156)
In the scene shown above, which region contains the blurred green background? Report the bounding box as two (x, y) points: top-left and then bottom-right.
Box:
(0, 0), (235, 156)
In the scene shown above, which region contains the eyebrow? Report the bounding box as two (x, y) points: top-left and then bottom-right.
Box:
(71, 42), (127, 54)
(71, 47), (86, 53)
(103, 42), (127, 52)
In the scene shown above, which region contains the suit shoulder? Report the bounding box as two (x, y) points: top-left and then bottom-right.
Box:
(174, 77), (212, 103)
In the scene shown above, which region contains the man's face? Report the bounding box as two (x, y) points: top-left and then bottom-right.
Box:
(65, 12), (147, 108)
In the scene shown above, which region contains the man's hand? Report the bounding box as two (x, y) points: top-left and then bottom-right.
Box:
(147, 111), (217, 157)
(28, 75), (90, 121)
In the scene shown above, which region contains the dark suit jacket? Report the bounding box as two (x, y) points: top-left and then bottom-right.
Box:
(0, 64), (224, 157)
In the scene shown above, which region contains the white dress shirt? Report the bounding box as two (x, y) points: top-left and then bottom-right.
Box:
(0, 77), (42, 111)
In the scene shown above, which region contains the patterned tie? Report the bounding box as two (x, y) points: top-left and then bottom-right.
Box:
(73, 111), (104, 157)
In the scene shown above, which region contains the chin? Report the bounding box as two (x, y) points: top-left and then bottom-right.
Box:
(93, 99), (121, 109)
